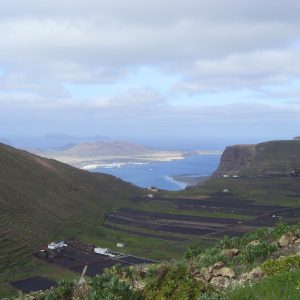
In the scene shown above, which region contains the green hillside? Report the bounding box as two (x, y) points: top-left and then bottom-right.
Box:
(3, 139), (300, 298)
(21, 222), (300, 300)
(0, 143), (141, 295)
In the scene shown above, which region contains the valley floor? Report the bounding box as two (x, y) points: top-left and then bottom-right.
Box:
(3, 176), (300, 298)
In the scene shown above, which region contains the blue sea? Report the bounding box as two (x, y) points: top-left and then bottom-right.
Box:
(92, 154), (221, 191)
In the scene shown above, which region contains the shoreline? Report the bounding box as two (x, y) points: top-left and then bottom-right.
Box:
(171, 174), (211, 187)
(43, 151), (221, 170)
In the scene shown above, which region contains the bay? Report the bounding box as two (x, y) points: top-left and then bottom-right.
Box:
(92, 154), (221, 191)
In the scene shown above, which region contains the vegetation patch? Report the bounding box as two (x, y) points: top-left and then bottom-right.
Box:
(262, 255), (300, 276)
(222, 269), (300, 300)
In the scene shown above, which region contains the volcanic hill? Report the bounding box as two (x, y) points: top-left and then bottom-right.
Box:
(0, 143), (140, 271)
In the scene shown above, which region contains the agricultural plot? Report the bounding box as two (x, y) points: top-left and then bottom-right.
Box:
(36, 245), (157, 279)
(104, 193), (298, 242)
(103, 223), (188, 241)
(10, 276), (57, 294)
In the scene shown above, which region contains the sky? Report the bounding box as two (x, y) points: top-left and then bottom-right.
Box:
(1, 0), (300, 149)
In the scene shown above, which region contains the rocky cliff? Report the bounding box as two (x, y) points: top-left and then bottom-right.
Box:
(213, 140), (300, 177)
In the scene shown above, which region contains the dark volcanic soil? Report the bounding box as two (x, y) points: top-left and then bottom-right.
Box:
(10, 276), (57, 293)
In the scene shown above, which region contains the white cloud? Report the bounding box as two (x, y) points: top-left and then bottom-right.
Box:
(175, 48), (300, 93)
(1, 0), (300, 138)
(0, 0), (300, 89)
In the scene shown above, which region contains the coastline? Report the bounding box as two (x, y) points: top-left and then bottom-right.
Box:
(42, 150), (220, 170)
(171, 174), (211, 187)
(77, 154), (218, 191)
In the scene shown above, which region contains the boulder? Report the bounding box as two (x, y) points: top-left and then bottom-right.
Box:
(212, 267), (235, 279)
(210, 276), (231, 289)
(199, 267), (212, 282)
(248, 240), (260, 247)
(213, 261), (225, 268)
(239, 266), (264, 285)
(247, 267), (264, 280)
(222, 248), (240, 257)
(278, 234), (296, 248)
(208, 261), (224, 273)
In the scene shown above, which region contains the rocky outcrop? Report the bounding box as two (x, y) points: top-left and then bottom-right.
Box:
(197, 262), (236, 290)
(213, 140), (300, 177)
(278, 234), (297, 248)
(213, 144), (255, 177)
(221, 248), (240, 258)
(239, 267), (264, 285)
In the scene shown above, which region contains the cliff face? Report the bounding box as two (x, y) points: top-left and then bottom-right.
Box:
(213, 144), (255, 176)
(213, 140), (300, 177)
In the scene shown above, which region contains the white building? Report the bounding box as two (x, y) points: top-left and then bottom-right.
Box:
(48, 241), (67, 250)
(94, 247), (116, 257)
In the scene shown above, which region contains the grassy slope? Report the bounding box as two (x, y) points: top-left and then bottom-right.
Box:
(3, 139), (300, 297)
(0, 143), (141, 295)
(224, 269), (300, 300)
(23, 222), (300, 300)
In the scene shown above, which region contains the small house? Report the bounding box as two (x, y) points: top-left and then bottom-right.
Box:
(48, 241), (67, 250)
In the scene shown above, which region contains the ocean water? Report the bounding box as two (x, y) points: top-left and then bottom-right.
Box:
(92, 154), (221, 191)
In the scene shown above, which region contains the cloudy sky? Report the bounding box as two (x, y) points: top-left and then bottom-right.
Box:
(1, 0), (300, 148)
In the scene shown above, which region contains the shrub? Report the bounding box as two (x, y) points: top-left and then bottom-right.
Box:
(88, 272), (142, 300)
(196, 248), (228, 268)
(217, 235), (240, 250)
(144, 262), (213, 300)
(30, 281), (75, 300)
(240, 227), (271, 246)
(185, 246), (203, 259)
(242, 241), (277, 265)
(223, 269), (300, 300)
(271, 222), (290, 239)
(261, 255), (300, 276)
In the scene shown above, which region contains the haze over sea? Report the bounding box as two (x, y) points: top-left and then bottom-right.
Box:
(92, 154), (221, 191)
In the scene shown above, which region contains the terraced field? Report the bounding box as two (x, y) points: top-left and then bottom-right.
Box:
(35, 245), (157, 278)
(103, 191), (300, 245)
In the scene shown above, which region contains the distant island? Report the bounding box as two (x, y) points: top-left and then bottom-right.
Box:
(29, 141), (221, 170)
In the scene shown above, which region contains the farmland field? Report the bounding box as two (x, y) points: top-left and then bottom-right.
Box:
(4, 176), (300, 297)
(103, 177), (300, 251)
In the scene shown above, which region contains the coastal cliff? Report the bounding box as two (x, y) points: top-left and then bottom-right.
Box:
(213, 140), (300, 177)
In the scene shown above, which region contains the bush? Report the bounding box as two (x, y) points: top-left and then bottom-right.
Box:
(144, 262), (213, 300)
(240, 227), (271, 246)
(242, 241), (277, 265)
(196, 247), (228, 268)
(217, 235), (240, 250)
(223, 269), (300, 300)
(88, 272), (142, 300)
(185, 246), (203, 259)
(270, 222), (290, 239)
(30, 281), (75, 300)
(261, 255), (300, 276)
